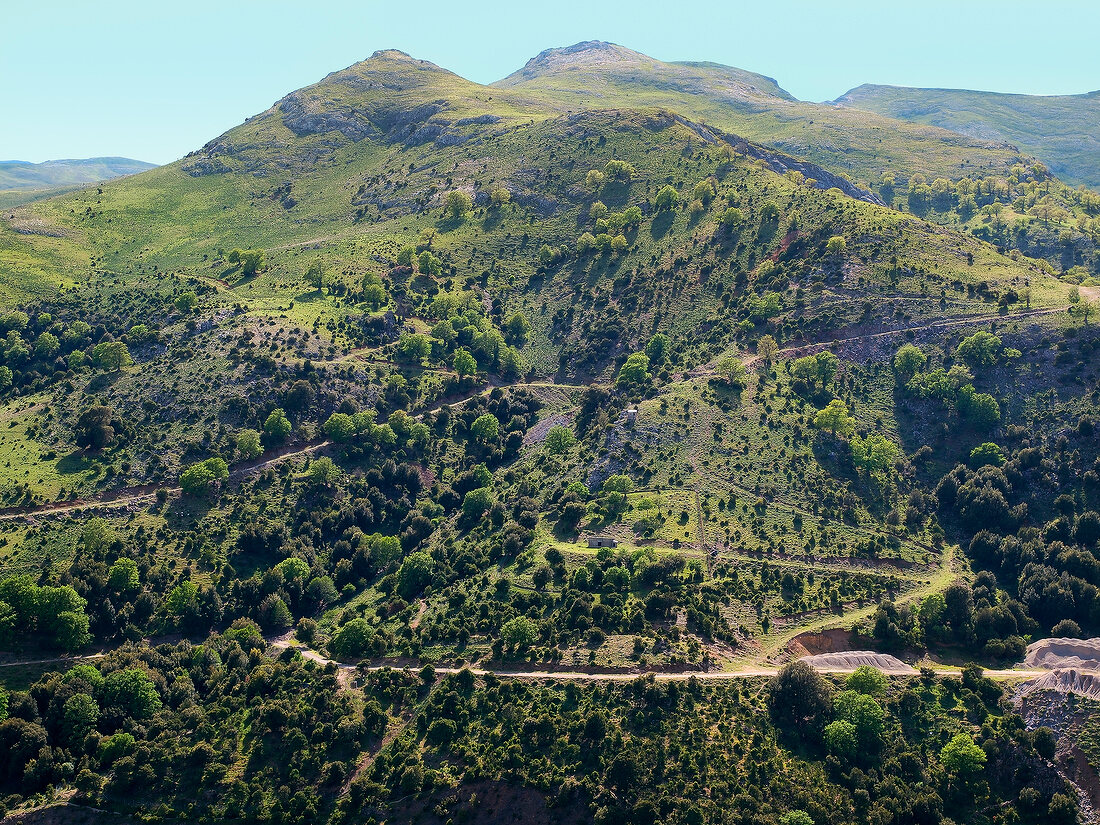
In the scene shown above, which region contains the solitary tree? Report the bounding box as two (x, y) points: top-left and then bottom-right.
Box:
(545, 425), (576, 455)
(757, 334), (778, 366)
(236, 429), (263, 459)
(892, 344), (926, 379)
(716, 356), (747, 386)
(654, 185), (680, 211)
(263, 409), (293, 443)
(91, 341), (133, 372)
(814, 399), (856, 437)
(444, 190), (473, 220)
(471, 413), (500, 444)
(75, 405), (116, 450)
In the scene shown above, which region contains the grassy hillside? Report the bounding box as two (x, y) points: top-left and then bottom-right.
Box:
(493, 42), (1032, 190)
(0, 158), (156, 190)
(837, 84), (1100, 189)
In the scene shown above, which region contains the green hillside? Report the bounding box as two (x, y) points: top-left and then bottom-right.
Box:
(837, 83), (1100, 189)
(0, 157), (156, 190)
(0, 44), (1098, 825)
(0, 157), (157, 209)
(493, 41), (1033, 190)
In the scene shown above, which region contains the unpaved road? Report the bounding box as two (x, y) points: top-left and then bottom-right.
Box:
(267, 636), (1045, 684)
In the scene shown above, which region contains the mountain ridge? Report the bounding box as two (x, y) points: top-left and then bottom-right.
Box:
(835, 82), (1100, 187)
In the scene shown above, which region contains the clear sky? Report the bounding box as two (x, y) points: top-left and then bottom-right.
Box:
(4, 0), (1098, 165)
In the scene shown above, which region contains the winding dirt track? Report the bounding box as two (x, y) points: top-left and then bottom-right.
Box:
(265, 637), (1045, 683)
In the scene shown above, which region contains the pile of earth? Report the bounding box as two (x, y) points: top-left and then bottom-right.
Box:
(800, 651), (916, 674)
(1024, 638), (1100, 671)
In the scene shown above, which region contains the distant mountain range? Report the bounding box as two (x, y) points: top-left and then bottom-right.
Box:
(835, 84), (1100, 189)
(0, 156), (156, 208)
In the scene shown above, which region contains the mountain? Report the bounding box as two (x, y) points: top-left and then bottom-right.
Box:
(0, 156), (157, 208)
(0, 44), (1097, 825)
(0, 157), (156, 190)
(836, 84), (1100, 188)
(493, 41), (1031, 189)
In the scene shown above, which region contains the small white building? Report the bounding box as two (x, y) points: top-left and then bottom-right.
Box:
(587, 536), (618, 548)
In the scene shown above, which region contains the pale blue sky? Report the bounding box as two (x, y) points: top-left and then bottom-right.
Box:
(4, 0), (1098, 165)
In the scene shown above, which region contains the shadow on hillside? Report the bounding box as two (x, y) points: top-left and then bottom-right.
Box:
(650, 211), (674, 241)
(57, 450), (95, 476)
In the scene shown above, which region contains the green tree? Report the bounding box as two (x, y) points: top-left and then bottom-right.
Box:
(814, 400), (856, 437)
(501, 616), (538, 652)
(767, 661), (833, 735)
(91, 341), (132, 372)
(305, 262), (325, 290)
(331, 618), (376, 659)
(505, 312), (531, 345)
(545, 426), (576, 455)
(969, 442), (1005, 468)
(179, 458), (229, 496)
(397, 552), (434, 599)
(715, 356), (747, 386)
(417, 250), (442, 277)
(35, 332), (59, 358)
(107, 558), (140, 594)
(693, 179), (716, 205)
(892, 344), (926, 378)
(453, 348), (477, 377)
(791, 351), (839, 387)
(616, 352), (650, 388)
(308, 457), (340, 486)
(823, 719), (858, 758)
(175, 291), (198, 313)
(396, 246), (416, 267)
(757, 334), (778, 366)
(62, 694), (100, 744)
(236, 428), (263, 459)
(850, 433), (900, 480)
(833, 689), (885, 748)
(956, 331), (1003, 367)
(825, 235), (847, 256)
(263, 408), (292, 442)
(585, 169), (605, 191)
(444, 190), (473, 220)
(940, 732), (987, 776)
(102, 668), (161, 719)
(654, 185), (680, 211)
(0, 365), (11, 391)
(306, 576), (339, 607)
(845, 665), (887, 696)
(645, 333), (669, 363)
(489, 187), (511, 207)
(604, 159), (636, 180)
(462, 487), (493, 519)
(720, 207), (745, 230)
(471, 413), (500, 443)
(323, 413), (356, 443)
(239, 249), (265, 276)
(398, 332), (432, 362)
(53, 611), (91, 651)
(957, 387), (1001, 429)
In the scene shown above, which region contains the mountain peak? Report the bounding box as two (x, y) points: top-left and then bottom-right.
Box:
(510, 41), (647, 78)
